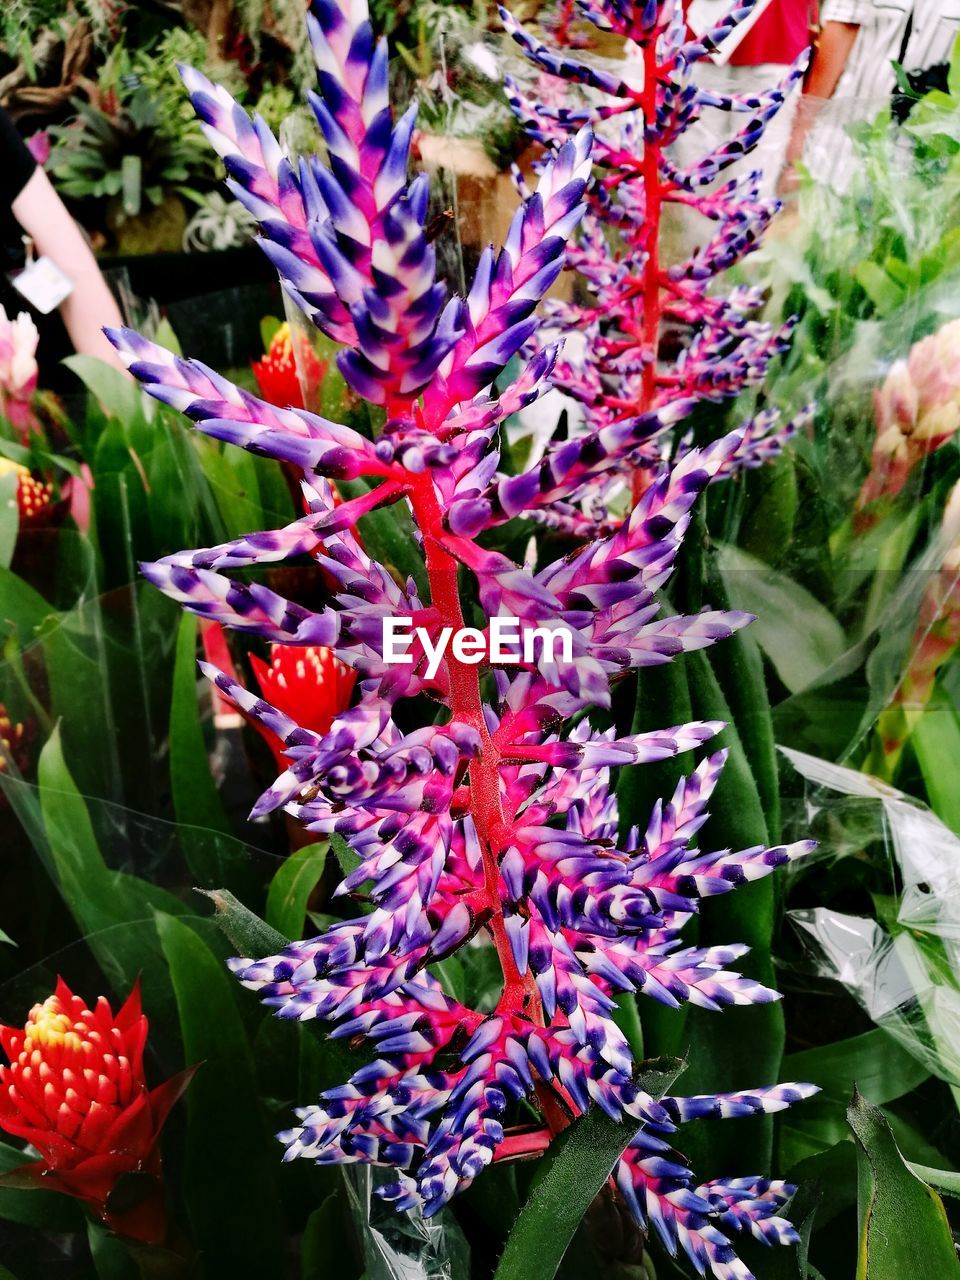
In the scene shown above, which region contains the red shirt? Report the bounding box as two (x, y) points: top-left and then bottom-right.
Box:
(728, 0), (812, 65)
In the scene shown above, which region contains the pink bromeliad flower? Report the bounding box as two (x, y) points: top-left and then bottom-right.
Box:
(0, 305), (39, 441)
(857, 318), (960, 525)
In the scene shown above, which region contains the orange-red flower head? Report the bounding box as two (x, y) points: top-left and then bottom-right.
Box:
(251, 322), (327, 410)
(0, 978), (192, 1242)
(249, 645), (356, 769)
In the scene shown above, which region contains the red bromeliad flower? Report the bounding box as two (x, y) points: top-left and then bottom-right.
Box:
(0, 458), (52, 526)
(0, 979), (193, 1243)
(0, 705), (29, 775)
(249, 645), (356, 770)
(251, 322), (328, 410)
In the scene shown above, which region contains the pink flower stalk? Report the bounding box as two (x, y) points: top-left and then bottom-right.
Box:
(106, 2), (818, 1275)
(501, 0), (812, 510)
(858, 318), (960, 525)
(65, 463), (94, 535)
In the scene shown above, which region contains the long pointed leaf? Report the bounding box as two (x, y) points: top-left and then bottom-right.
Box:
(494, 1059), (682, 1280)
(849, 1091), (960, 1280)
(156, 912), (286, 1271)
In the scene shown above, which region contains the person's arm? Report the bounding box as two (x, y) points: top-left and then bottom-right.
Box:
(780, 17), (862, 190)
(12, 166), (126, 370)
(805, 20), (861, 99)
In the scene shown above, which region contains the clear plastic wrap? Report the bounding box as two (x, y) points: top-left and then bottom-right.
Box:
(343, 1167), (469, 1280)
(784, 747), (960, 1087)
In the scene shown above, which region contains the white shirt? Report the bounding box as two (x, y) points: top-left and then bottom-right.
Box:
(822, 0), (960, 96)
(805, 0), (960, 187)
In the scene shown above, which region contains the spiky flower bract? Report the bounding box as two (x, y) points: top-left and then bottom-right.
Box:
(111, 2), (817, 1275)
(0, 979), (192, 1243)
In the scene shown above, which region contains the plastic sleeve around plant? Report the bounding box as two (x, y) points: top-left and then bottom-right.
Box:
(783, 747), (960, 1093)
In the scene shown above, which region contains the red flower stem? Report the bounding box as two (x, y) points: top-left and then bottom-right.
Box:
(407, 474), (532, 1012)
(407, 473), (571, 1138)
(632, 37), (664, 506)
(496, 1127), (554, 1160)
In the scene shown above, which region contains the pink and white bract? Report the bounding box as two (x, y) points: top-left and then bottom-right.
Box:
(109, 2), (817, 1275)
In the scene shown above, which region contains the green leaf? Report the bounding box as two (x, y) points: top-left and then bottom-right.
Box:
(301, 1193), (346, 1280)
(330, 830), (361, 878)
(786, 1141), (858, 1229)
(0, 563), (56, 645)
(908, 1163), (960, 1198)
(717, 544), (846, 694)
(200, 887), (288, 957)
(35, 728), (187, 1023)
(947, 33), (960, 97)
(913, 701), (960, 835)
(38, 610), (122, 802)
(87, 1221), (140, 1280)
(704, 551), (781, 839)
(0, 470), (19, 570)
(169, 613), (253, 892)
(853, 261), (905, 315)
(737, 451), (799, 566)
(783, 1030), (929, 1106)
(266, 842), (328, 939)
(120, 153), (142, 217)
(429, 951), (467, 1004)
(618, 660), (693, 1061)
(201, 888), (368, 1083)
(0, 1142), (80, 1230)
(678, 648), (782, 1172)
(612, 992), (644, 1063)
(63, 355), (143, 426)
(156, 912), (286, 1271)
(758, 1175), (822, 1280)
(494, 1059), (682, 1280)
(849, 1092), (960, 1280)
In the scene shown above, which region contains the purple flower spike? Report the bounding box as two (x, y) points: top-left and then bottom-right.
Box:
(122, 4), (818, 1277)
(502, 0), (812, 521)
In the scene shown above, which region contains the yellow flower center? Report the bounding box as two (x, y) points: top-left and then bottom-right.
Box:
(26, 996), (82, 1051)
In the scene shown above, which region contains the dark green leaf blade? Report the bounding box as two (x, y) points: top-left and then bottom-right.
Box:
(494, 1059), (682, 1280)
(169, 613), (255, 894)
(200, 887), (288, 957)
(783, 1030), (929, 1107)
(266, 843), (328, 939)
(0, 1142), (80, 1230)
(156, 911), (286, 1273)
(848, 1091), (960, 1280)
(200, 888), (367, 1084)
(301, 1193), (350, 1280)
